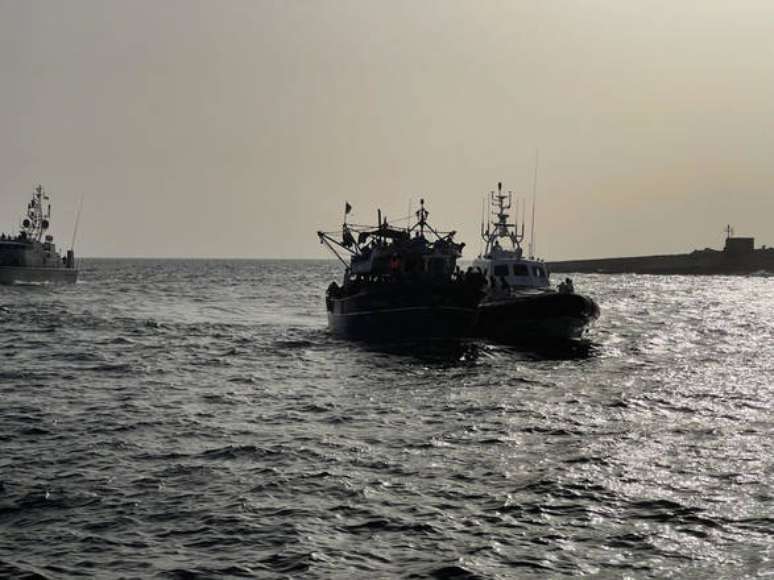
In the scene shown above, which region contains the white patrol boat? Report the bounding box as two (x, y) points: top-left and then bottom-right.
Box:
(471, 182), (599, 342)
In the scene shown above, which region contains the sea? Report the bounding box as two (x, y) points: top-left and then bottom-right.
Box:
(1, 259), (772, 579)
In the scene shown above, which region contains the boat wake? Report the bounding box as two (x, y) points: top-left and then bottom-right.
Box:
(10, 280), (50, 287)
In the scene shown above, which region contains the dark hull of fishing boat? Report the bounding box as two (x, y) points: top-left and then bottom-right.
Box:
(326, 285), (480, 342)
(475, 292), (600, 343)
(327, 304), (477, 342)
(0, 266), (78, 285)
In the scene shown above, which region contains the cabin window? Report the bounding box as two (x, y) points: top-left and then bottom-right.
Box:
(532, 266), (546, 278)
(493, 264), (509, 277)
(512, 264), (529, 276)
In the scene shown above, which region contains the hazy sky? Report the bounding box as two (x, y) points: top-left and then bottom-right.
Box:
(2, 0), (773, 259)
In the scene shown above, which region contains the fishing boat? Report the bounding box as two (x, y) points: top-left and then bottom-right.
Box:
(0, 185), (78, 285)
(472, 182), (599, 342)
(318, 200), (485, 342)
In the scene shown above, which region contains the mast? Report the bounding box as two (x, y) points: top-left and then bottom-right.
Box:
(530, 150), (539, 259)
(70, 193), (85, 252)
(416, 198), (428, 237)
(20, 185), (52, 242)
(480, 182), (524, 257)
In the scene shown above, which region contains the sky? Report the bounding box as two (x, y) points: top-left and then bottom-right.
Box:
(1, 0), (773, 259)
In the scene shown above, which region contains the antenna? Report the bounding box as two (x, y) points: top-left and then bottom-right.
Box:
(480, 195), (485, 237)
(417, 198), (427, 237)
(530, 149), (539, 258)
(70, 193), (85, 252)
(521, 198), (526, 242)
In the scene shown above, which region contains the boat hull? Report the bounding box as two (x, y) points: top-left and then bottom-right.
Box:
(328, 306), (478, 342)
(0, 266), (78, 285)
(475, 292), (599, 342)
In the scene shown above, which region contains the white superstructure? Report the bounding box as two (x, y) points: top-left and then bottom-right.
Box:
(471, 182), (550, 293)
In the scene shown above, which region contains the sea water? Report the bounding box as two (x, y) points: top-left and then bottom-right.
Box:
(1, 259), (772, 578)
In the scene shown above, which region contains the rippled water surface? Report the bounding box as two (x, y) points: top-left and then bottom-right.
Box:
(1, 259), (772, 579)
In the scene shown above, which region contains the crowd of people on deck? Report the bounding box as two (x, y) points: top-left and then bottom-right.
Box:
(0, 232), (27, 242)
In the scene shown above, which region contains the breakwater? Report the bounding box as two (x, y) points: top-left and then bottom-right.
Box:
(550, 237), (774, 275)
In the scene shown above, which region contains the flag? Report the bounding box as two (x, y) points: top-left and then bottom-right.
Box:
(345, 202), (352, 215)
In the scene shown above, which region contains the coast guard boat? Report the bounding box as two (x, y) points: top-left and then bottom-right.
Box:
(318, 200), (485, 342)
(0, 185), (78, 285)
(471, 182), (599, 342)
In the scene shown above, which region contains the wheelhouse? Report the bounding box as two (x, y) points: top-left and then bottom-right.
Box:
(472, 256), (550, 289)
(318, 199), (466, 284)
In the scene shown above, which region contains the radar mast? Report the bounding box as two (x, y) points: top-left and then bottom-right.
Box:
(20, 185), (52, 242)
(481, 182), (524, 257)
